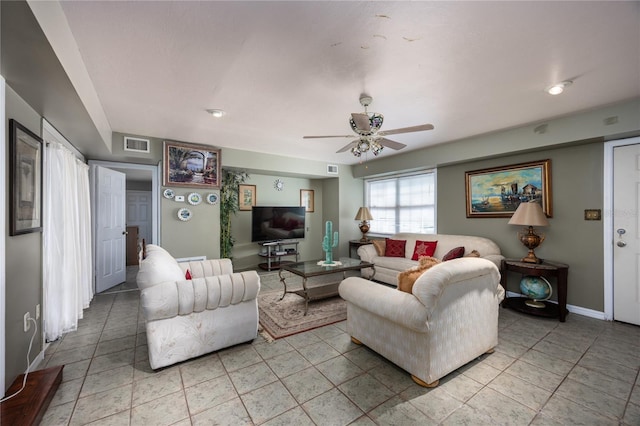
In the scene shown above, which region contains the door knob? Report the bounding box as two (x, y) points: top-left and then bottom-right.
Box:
(617, 240), (627, 247)
(122, 231), (128, 235)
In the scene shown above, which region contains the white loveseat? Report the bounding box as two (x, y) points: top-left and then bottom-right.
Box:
(339, 257), (504, 387)
(137, 245), (260, 369)
(358, 233), (504, 286)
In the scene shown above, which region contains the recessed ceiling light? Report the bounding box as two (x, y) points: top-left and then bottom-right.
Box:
(546, 80), (572, 95)
(206, 109), (226, 118)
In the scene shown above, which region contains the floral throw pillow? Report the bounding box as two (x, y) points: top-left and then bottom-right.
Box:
(385, 238), (407, 257)
(411, 240), (438, 260)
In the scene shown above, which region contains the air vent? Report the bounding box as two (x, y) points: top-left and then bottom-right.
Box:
(124, 136), (150, 153)
(327, 164), (339, 175)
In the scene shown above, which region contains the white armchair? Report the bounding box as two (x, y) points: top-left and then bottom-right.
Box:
(137, 244), (260, 369)
(339, 257), (504, 387)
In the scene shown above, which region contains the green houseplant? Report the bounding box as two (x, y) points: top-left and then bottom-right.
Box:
(220, 169), (249, 259)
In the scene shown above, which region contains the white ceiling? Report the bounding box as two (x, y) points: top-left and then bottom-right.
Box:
(32, 2), (640, 164)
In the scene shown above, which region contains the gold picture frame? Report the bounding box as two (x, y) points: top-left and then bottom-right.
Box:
(300, 189), (314, 212)
(465, 159), (552, 218)
(239, 184), (256, 211)
(163, 140), (221, 189)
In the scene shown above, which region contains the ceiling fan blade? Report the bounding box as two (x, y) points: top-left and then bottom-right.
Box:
(336, 140), (359, 153)
(351, 113), (371, 132)
(378, 124), (434, 136)
(303, 135), (354, 139)
(377, 137), (407, 150)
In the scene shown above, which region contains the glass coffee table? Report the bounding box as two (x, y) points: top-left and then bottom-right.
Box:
(278, 257), (375, 315)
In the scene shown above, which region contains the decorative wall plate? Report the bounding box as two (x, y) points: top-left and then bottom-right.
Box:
(187, 192), (202, 205)
(274, 179), (284, 191)
(163, 188), (175, 199)
(206, 193), (219, 205)
(177, 207), (193, 221)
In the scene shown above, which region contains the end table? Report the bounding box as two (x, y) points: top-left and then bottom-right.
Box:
(501, 259), (569, 322)
(349, 240), (373, 258)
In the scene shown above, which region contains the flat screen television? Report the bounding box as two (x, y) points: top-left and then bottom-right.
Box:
(251, 206), (305, 242)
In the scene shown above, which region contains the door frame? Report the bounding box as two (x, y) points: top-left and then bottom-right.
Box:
(603, 136), (640, 321)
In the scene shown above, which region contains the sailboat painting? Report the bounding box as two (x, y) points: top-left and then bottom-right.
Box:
(465, 159), (552, 218)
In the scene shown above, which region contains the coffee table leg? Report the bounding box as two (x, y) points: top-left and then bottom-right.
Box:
(279, 269), (287, 300)
(303, 277), (309, 316)
(367, 266), (376, 280)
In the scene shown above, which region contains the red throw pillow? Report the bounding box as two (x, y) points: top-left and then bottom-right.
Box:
(185, 269), (192, 280)
(385, 238), (407, 257)
(411, 240), (438, 260)
(443, 246), (465, 261)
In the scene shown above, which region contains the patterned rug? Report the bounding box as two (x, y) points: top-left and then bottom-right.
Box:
(257, 272), (347, 339)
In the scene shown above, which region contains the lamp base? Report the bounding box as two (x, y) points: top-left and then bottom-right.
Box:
(359, 221), (370, 243)
(521, 249), (543, 264)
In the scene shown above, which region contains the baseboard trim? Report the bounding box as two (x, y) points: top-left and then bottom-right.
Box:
(505, 291), (606, 321)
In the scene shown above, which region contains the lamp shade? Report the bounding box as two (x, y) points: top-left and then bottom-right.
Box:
(508, 201), (549, 226)
(355, 207), (373, 221)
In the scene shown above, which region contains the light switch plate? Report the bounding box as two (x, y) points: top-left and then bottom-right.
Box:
(175, 195), (185, 202)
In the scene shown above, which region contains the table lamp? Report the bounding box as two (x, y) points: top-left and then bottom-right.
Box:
(508, 201), (549, 264)
(355, 207), (373, 242)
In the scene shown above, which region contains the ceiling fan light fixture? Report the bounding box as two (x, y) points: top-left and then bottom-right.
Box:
(206, 108), (226, 118)
(546, 80), (572, 95)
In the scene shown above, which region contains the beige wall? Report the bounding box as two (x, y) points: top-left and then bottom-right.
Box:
(438, 143), (604, 310)
(4, 86), (43, 391)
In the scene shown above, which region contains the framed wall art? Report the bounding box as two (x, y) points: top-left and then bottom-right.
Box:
(10, 119), (43, 235)
(465, 159), (552, 218)
(163, 140), (221, 189)
(239, 184), (256, 211)
(300, 189), (314, 212)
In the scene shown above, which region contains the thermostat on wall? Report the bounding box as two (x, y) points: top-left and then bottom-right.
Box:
(174, 195), (185, 202)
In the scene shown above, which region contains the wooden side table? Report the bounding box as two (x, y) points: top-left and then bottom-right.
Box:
(501, 259), (569, 322)
(349, 240), (373, 258)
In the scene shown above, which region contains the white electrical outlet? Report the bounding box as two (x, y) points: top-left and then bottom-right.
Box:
(36, 304), (40, 319)
(23, 312), (31, 332)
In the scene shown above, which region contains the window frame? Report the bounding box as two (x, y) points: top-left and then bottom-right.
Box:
(364, 169), (437, 236)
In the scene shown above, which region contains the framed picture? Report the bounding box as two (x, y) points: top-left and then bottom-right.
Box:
(300, 189), (314, 212)
(238, 184), (256, 211)
(9, 119), (43, 235)
(465, 159), (552, 218)
(163, 141), (221, 189)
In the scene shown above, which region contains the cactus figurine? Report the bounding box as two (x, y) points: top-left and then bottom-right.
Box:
(322, 221), (339, 264)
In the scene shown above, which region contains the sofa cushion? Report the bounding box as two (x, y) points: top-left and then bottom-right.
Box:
(411, 240), (438, 260)
(397, 256), (441, 293)
(372, 240), (386, 256)
(442, 246), (465, 261)
(385, 238), (407, 257)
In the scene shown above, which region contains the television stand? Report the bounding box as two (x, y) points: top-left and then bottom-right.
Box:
(258, 241), (299, 271)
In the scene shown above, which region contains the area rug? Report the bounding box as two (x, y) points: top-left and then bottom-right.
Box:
(257, 272), (346, 339)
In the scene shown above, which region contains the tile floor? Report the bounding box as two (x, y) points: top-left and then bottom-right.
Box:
(38, 267), (640, 425)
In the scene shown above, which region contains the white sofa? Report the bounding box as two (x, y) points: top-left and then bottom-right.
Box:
(339, 257), (504, 387)
(357, 233), (504, 286)
(137, 244), (260, 369)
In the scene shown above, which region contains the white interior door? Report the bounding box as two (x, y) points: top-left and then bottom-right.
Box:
(95, 166), (126, 293)
(126, 190), (152, 244)
(613, 143), (640, 325)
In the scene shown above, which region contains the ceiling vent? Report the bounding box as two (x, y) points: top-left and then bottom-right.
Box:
(327, 164), (339, 175)
(124, 136), (150, 153)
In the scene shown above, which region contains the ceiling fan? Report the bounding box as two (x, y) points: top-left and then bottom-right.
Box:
(303, 94), (434, 158)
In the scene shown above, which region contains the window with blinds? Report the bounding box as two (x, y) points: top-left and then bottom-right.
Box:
(365, 170), (436, 235)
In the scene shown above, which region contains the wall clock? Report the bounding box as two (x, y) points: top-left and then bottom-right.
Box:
(274, 179), (284, 191)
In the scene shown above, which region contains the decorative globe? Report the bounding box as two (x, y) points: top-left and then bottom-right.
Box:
(519, 275), (552, 308)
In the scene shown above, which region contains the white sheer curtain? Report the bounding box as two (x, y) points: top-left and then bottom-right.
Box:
(42, 132), (93, 342)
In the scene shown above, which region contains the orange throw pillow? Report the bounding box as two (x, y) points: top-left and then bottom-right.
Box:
(372, 239), (386, 256)
(397, 256), (441, 293)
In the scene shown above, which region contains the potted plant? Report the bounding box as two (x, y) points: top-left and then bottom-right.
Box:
(220, 169), (249, 259)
